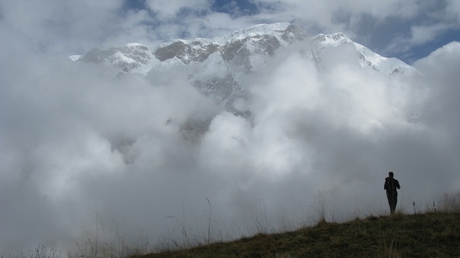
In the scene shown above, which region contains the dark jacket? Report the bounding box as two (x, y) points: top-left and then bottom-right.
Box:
(384, 177), (400, 195)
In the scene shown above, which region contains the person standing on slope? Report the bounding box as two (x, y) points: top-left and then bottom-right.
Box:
(384, 171), (401, 214)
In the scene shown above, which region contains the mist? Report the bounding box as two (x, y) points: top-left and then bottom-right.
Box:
(1, 1), (460, 254)
(1, 36), (460, 253)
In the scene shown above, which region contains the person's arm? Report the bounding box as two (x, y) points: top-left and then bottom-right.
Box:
(384, 178), (388, 190)
(396, 180), (400, 189)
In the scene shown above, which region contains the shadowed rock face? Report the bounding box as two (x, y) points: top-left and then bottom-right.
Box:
(281, 24), (308, 42)
(79, 48), (114, 64)
(220, 34), (282, 74)
(193, 75), (239, 102)
(154, 41), (186, 61)
(154, 41), (220, 64)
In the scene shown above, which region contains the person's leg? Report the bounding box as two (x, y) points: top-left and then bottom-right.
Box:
(390, 195), (398, 213)
(387, 194), (397, 214)
(387, 194), (393, 213)
(394, 195), (398, 212)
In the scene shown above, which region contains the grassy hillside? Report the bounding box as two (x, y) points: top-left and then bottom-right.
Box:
(130, 211), (460, 258)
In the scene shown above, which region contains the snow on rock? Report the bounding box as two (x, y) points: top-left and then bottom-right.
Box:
(72, 22), (416, 104)
(69, 55), (81, 61)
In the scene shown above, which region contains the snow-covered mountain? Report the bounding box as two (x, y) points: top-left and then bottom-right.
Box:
(73, 23), (414, 105)
(70, 22), (418, 155)
(310, 33), (413, 75)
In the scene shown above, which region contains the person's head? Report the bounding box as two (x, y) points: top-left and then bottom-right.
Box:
(389, 171), (394, 178)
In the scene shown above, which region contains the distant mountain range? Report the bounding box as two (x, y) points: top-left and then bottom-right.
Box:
(71, 23), (414, 108)
(70, 22), (417, 159)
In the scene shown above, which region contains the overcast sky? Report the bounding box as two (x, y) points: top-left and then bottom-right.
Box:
(0, 0), (460, 255)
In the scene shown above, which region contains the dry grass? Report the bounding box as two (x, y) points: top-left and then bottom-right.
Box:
(130, 211), (460, 258)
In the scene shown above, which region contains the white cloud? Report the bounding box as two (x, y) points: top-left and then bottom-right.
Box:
(0, 0), (125, 53)
(248, 1), (460, 63)
(447, 0), (460, 19)
(251, 0), (419, 29)
(1, 0), (460, 255)
(414, 42), (460, 132)
(410, 24), (447, 45)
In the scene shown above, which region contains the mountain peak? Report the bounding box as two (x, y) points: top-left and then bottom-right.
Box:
(313, 33), (351, 46)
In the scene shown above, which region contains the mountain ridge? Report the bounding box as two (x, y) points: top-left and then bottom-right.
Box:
(72, 23), (415, 107)
(73, 22), (413, 75)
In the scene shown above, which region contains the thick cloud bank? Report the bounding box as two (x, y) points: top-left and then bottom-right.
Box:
(1, 0), (460, 254)
(1, 37), (460, 254)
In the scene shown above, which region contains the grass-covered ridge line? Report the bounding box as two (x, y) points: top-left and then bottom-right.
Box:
(131, 211), (460, 258)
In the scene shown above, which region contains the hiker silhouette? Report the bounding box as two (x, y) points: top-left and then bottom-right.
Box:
(384, 171), (400, 214)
